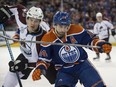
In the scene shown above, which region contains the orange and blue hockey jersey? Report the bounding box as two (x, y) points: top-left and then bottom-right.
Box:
(38, 24), (99, 68)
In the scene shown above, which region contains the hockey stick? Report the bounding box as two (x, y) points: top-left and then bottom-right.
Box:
(60, 0), (63, 12)
(0, 34), (100, 48)
(0, 24), (23, 87)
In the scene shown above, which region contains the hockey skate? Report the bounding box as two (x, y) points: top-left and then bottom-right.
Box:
(93, 57), (100, 61)
(105, 53), (111, 62)
(93, 53), (100, 61)
(105, 57), (111, 60)
(105, 57), (111, 62)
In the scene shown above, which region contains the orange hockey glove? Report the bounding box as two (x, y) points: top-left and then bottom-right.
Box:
(32, 60), (49, 81)
(97, 41), (112, 53)
(32, 68), (41, 81)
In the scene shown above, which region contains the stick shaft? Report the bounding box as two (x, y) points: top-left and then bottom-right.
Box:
(0, 34), (100, 48)
(0, 24), (23, 87)
(60, 0), (63, 12)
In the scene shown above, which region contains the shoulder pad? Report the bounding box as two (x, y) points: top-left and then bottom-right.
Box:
(67, 24), (84, 35)
(41, 29), (57, 46)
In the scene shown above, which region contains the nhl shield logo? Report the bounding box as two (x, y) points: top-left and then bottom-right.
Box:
(59, 45), (80, 63)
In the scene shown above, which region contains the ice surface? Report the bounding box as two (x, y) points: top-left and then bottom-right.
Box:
(0, 47), (116, 87)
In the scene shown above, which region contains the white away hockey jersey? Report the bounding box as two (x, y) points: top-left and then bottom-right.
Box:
(93, 20), (114, 39)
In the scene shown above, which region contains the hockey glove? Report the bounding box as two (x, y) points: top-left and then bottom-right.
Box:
(111, 29), (116, 36)
(97, 41), (112, 53)
(0, 6), (13, 23)
(9, 58), (28, 72)
(32, 61), (48, 81)
(32, 68), (41, 81)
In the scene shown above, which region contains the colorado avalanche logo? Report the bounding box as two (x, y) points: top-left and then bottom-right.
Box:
(59, 46), (80, 63)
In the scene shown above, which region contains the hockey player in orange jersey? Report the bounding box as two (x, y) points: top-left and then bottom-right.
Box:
(32, 11), (112, 87)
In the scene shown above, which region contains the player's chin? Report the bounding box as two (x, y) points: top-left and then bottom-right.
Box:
(31, 28), (38, 32)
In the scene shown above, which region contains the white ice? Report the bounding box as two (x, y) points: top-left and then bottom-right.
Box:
(0, 46), (116, 87)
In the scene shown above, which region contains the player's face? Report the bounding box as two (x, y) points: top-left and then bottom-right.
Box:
(55, 24), (69, 37)
(26, 17), (41, 33)
(96, 16), (102, 22)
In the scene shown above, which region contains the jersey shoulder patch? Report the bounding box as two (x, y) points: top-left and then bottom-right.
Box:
(67, 24), (84, 35)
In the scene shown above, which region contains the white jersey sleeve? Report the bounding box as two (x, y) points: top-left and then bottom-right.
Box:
(9, 4), (27, 29)
(10, 8), (27, 29)
(40, 21), (50, 32)
(104, 21), (114, 30)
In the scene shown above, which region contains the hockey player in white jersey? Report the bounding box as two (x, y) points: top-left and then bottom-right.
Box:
(0, 6), (57, 87)
(9, 4), (50, 32)
(93, 12), (116, 60)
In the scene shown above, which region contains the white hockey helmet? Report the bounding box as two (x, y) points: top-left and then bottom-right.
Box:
(96, 12), (102, 18)
(26, 6), (43, 20)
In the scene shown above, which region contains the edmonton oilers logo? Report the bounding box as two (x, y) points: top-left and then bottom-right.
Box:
(59, 46), (80, 63)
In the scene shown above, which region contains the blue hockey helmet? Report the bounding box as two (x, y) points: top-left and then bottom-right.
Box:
(53, 11), (71, 26)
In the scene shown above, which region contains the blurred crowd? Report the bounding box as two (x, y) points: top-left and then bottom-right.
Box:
(0, 0), (116, 30)
(0, 0), (28, 6)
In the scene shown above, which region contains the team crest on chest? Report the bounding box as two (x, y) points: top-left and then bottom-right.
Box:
(59, 45), (80, 63)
